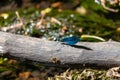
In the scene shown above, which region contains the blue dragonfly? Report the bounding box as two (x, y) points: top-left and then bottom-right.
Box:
(61, 36), (80, 45)
(60, 35), (105, 46)
(60, 35), (93, 50)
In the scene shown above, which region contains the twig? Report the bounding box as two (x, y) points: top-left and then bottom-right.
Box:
(15, 11), (26, 30)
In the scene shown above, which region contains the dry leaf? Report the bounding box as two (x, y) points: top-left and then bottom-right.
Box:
(106, 66), (120, 77)
(51, 2), (62, 8)
(8, 59), (17, 64)
(51, 17), (61, 25)
(19, 71), (31, 79)
(76, 6), (87, 15)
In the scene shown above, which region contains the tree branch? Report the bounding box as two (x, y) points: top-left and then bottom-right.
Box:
(0, 31), (120, 67)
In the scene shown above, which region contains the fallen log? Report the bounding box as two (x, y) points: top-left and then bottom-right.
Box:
(0, 31), (120, 67)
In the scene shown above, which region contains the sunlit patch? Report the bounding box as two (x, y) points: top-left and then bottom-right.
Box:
(0, 13), (9, 19)
(0, 57), (8, 64)
(41, 8), (52, 15)
(116, 27), (120, 34)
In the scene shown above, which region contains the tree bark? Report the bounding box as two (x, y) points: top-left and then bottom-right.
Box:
(0, 31), (120, 67)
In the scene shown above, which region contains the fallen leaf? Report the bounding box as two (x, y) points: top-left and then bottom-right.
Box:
(51, 17), (61, 25)
(8, 59), (17, 64)
(51, 2), (62, 8)
(76, 6), (87, 15)
(19, 71), (31, 79)
(61, 25), (67, 33)
(106, 66), (120, 77)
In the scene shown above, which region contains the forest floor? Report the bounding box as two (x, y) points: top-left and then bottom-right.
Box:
(0, 0), (120, 80)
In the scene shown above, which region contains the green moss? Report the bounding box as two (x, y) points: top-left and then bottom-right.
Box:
(0, 0), (120, 41)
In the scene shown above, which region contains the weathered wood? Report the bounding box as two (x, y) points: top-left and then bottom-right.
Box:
(0, 31), (120, 67)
